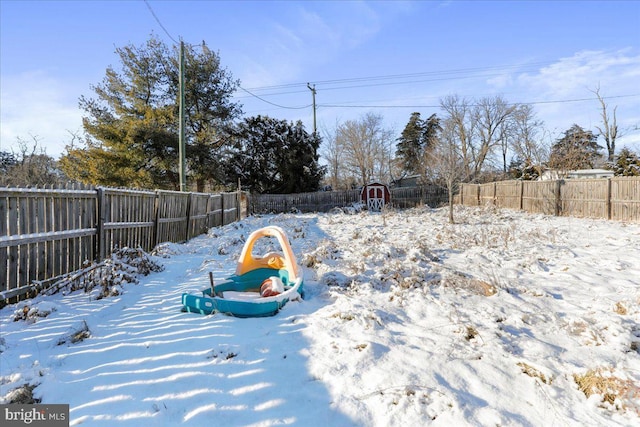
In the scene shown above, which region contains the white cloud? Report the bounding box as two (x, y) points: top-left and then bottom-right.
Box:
(1, 70), (83, 158)
(517, 48), (640, 99)
(495, 49), (640, 147)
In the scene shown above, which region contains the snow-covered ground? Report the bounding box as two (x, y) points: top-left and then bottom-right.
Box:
(1, 205), (639, 426)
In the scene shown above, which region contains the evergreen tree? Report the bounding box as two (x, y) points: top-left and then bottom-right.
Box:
(170, 41), (242, 191)
(395, 112), (441, 179)
(614, 148), (640, 176)
(549, 124), (602, 171)
(225, 116), (325, 194)
(0, 151), (17, 175)
(396, 112), (424, 175)
(508, 157), (540, 180)
(59, 36), (240, 190)
(421, 113), (441, 170)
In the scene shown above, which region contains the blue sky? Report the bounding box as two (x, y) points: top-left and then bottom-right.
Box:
(1, 0), (639, 160)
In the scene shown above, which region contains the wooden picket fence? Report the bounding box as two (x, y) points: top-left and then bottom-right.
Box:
(251, 185), (448, 213)
(0, 186), (246, 303)
(459, 177), (640, 222)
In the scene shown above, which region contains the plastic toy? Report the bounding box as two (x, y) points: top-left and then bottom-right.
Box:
(181, 226), (303, 317)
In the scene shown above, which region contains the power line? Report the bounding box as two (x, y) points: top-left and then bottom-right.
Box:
(317, 94), (640, 110)
(242, 61), (557, 93)
(144, 0), (178, 44)
(239, 86), (311, 110)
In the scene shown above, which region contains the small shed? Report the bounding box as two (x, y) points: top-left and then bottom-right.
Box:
(361, 182), (391, 212)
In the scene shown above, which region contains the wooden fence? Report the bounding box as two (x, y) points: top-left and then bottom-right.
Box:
(251, 185), (448, 213)
(388, 185), (449, 209)
(0, 186), (245, 302)
(459, 177), (640, 222)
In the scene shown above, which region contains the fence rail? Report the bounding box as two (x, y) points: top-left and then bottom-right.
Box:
(459, 177), (640, 222)
(0, 186), (245, 303)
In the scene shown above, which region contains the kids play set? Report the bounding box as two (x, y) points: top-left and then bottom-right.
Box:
(181, 226), (303, 317)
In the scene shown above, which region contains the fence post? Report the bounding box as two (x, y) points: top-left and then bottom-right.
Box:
(220, 192), (226, 226)
(205, 194), (212, 230)
(555, 180), (562, 217)
(96, 187), (106, 261)
(236, 190), (241, 222)
(519, 180), (524, 210)
(154, 191), (161, 249)
(606, 178), (612, 220)
(493, 182), (497, 206)
(184, 192), (192, 241)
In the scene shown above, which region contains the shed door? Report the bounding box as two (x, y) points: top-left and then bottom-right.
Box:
(367, 186), (385, 212)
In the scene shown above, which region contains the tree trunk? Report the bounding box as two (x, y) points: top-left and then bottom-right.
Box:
(448, 183), (455, 224)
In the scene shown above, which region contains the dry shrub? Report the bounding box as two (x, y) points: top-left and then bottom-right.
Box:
(614, 302), (628, 315)
(443, 272), (497, 297)
(5, 384), (41, 404)
(331, 311), (355, 321)
(574, 368), (640, 414)
(470, 279), (497, 296)
(464, 326), (479, 341)
(12, 304), (56, 322)
(45, 247), (163, 299)
(517, 362), (552, 384)
(57, 320), (91, 346)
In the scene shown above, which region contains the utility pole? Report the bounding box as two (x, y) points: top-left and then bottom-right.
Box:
(179, 40), (187, 191)
(307, 83), (317, 135)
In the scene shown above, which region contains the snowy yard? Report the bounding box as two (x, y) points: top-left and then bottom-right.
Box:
(1, 205), (639, 426)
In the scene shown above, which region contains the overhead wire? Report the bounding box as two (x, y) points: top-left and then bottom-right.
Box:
(143, 0), (178, 45)
(317, 94), (640, 109)
(237, 62), (640, 111)
(238, 87), (311, 110)
(242, 61), (558, 92)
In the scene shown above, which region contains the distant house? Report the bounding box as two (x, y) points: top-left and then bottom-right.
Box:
(567, 169), (614, 179)
(390, 174), (421, 188)
(539, 169), (614, 180)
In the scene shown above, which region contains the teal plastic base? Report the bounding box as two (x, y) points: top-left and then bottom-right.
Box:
(181, 268), (303, 318)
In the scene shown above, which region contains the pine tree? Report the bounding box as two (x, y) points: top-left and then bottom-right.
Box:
(396, 112), (425, 175)
(421, 113), (442, 172)
(395, 112), (441, 180)
(173, 41), (242, 191)
(0, 151), (17, 175)
(614, 148), (640, 176)
(549, 124), (602, 171)
(225, 116), (325, 194)
(59, 36), (240, 190)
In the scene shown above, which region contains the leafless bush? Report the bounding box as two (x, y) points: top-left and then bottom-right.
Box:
(45, 247), (163, 298)
(574, 368), (640, 414)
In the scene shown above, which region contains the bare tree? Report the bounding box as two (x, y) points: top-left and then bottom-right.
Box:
(591, 85), (619, 162)
(1, 135), (64, 187)
(508, 104), (548, 177)
(440, 95), (475, 181)
(473, 95), (516, 178)
(497, 115), (514, 175)
(335, 113), (394, 185)
(428, 118), (465, 223)
(320, 120), (344, 190)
